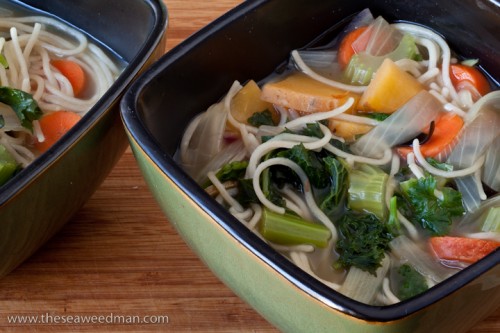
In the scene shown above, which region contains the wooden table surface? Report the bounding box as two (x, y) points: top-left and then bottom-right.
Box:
(0, 0), (498, 332)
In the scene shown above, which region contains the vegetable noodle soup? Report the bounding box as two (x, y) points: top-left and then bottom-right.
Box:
(177, 9), (499, 305)
(0, 3), (123, 186)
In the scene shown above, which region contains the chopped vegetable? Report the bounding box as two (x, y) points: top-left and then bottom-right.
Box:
(247, 110), (275, 127)
(230, 80), (276, 126)
(339, 256), (390, 303)
(480, 207), (500, 233)
(335, 210), (393, 275)
(260, 72), (359, 113)
(212, 160), (248, 185)
(482, 136), (500, 192)
(0, 144), (18, 185)
(51, 59), (86, 97)
(34, 111), (82, 153)
(319, 156), (348, 217)
(450, 63), (491, 99)
(0, 86), (43, 131)
(430, 236), (500, 264)
(348, 164), (388, 220)
(259, 208), (331, 247)
(399, 176), (464, 236)
(397, 112), (464, 160)
(345, 34), (421, 86)
(357, 58), (423, 113)
(352, 91), (442, 159)
(277, 143), (330, 189)
(387, 196), (400, 236)
(396, 263), (429, 301)
(328, 118), (373, 142)
(337, 26), (369, 70)
(390, 235), (451, 283)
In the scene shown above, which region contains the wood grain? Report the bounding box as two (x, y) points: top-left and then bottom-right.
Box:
(0, 0), (497, 332)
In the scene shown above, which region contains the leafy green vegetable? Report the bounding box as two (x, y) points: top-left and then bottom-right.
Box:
(399, 176), (464, 236)
(396, 263), (429, 300)
(363, 113), (390, 122)
(216, 160), (248, 183)
(259, 208), (331, 247)
(277, 143), (330, 188)
(0, 87), (42, 131)
(0, 144), (19, 186)
(236, 178), (260, 207)
(335, 211), (393, 275)
(319, 156), (348, 217)
(299, 122), (325, 138)
(247, 110), (275, 127)
(426, 157), (453, 172)
(387, 196), (400, 236)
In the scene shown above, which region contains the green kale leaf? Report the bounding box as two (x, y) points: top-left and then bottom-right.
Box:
(247, 109), (275, 127)
(0, 87), (43, 131)
(399, 176), (464, 236)
(319, 156), (348, 216)
(215, 160), (248, 183)
(335, 211), (393, 275)
(277, 143), (329, 188)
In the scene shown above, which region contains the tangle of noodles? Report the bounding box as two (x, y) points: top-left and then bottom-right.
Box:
(177, 10), (499, 306)
(0, 14), (122, 171)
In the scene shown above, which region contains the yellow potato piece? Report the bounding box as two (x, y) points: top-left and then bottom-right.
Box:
(230, 80), (276, 124)
(359, 58), (423, 113)
(261, 72), (359, 113)
(328, 119), (373, 142)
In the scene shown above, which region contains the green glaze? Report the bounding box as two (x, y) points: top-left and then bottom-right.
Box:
(0, 107), (128, 277)
(128, 133), (500, 333)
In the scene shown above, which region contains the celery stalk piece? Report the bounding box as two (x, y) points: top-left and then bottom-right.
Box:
(347, 164), (388, 220)
(481, 207), (500, 233)
(344, 34), (420, 85)
(0, 144), (18, 186)
(259, 208), (331, 248)
(339, 255), (390, 304)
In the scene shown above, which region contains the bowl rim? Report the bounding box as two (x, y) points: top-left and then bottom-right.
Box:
(121, 0), (500, 322)
(0, 0), (168, 206)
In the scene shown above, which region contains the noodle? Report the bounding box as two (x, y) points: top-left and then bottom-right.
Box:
(0, 11), (123, 180)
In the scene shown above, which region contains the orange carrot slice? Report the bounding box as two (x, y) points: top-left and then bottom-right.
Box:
(450, 64), (491, 99)
(51, 59), (86, 97)
(337, 26), (368, 70)
(34, 111), (82, 153)
(397, 112), (464, 160)
(430, 236), (500, 264)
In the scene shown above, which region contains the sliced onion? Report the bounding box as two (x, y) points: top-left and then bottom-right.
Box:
(482, 136), (500, 192)
(353, 16), (403, 56)
(447, 107), (499, 168)
(179, 81), (242, 180)
(351, 90), (442, 158)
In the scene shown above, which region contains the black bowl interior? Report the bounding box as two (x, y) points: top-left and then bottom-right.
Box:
(0, 0), (167, 204)
(122, 0), (500, 321)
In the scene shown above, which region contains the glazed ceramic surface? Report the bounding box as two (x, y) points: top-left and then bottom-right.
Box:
(0, 0), (167, 277)
(121, 0), (499, 332)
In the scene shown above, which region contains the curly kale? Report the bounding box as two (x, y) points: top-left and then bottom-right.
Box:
(399, 176), (464, 236)
(335, 211), (393, 275)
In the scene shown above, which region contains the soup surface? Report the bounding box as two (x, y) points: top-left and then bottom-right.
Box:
(178, 9), (500, 305)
